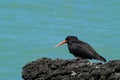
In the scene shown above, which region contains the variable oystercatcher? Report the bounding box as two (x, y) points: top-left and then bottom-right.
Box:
(55, 36), (106, 62)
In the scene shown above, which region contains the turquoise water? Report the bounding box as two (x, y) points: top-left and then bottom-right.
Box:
(0, 0), (120, 80)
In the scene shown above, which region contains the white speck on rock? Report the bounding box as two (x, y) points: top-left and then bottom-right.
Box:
(96, 66), (100, 68)
(71, 71), (76, 76)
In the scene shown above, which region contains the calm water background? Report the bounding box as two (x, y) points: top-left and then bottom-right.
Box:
(0, 0), (120, 80)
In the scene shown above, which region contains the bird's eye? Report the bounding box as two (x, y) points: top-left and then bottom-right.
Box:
(68, 37), (71, 40)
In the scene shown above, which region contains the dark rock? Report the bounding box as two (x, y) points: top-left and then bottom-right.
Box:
(22, 57), (120, 80)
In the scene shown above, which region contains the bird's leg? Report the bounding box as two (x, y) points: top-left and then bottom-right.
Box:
(74, 57), (79, 60)
(87, 62), (93, 65)
(74, 57), (83, 61)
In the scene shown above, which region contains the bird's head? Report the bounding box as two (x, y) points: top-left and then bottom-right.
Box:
(55, 36), (78, 48)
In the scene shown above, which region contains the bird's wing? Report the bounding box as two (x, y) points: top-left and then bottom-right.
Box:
(71, 42), (100, 59)
(78, 42), (106, 62)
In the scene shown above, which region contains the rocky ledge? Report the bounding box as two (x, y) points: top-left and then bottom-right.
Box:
(22, 58), (120, 80)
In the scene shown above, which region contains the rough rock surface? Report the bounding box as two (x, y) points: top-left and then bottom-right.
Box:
(22, 58), (120, 80)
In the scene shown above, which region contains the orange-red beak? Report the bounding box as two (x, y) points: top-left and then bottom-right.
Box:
(55, 40), (67, 48)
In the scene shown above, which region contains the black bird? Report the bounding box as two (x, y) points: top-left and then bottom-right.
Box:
(55, 36), (106, 62)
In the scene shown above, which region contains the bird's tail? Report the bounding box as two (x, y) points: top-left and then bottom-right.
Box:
(98, 56), (107, 62)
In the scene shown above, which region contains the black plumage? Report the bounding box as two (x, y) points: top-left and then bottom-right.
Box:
(56, 36), (106, 62)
